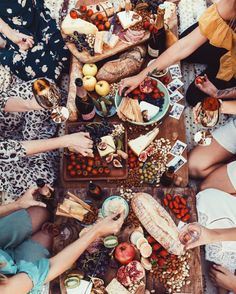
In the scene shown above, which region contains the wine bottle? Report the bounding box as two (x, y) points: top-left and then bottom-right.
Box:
(75, 78), (95, 121)
(148, 4), (166, 58)
(87, 181), (103, 200)
(36, 178), (52, 198)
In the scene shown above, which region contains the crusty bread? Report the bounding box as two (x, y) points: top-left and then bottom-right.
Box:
(131, 192), (185, 255)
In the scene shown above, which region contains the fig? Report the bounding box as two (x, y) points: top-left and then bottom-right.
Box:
(113, 159), (123, 168)
(139, 77), (153, 94)
(139, 151), (148, 162)
(106, 153), (114, 163)
(146, 145), (155, 156)
(97, 142), (107, 151)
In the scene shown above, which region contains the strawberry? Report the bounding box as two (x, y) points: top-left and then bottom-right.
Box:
(79, 5), (87, 12)
(70, 10), (78, 19)
(152, 243), (162, 251)
(86, 9), (93, 17)
(152, 93), (160, 99)
(157, 258), (165, 267)
(140, 93), (146, 100)
(159, 249), (168, 257)
(143, 21), (150, 30)
(148, 25), (154, 32)
(151, 79), (157, 87)
(150, 252), (158, 261)
(147, 236), (156, 244)
(132, 88), (141, 95)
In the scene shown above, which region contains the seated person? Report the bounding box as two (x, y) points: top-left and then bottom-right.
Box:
(0, 0), (69, 82)
(185, 188), (236, 294)
(119, 0), (236, 106)
(0, 187), (124, 294)
(0, 80), (93, 200)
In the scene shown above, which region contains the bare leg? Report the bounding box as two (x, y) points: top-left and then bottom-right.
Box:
(31, 230), (53, 251)
(27, 207), (50, 234)
(189, 138), (233, 178)
(200, 164), (236, 194)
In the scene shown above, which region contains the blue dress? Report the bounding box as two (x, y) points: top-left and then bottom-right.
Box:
(0, 0), (70, 82)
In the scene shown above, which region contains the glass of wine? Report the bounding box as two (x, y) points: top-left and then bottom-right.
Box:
(32, 78), (69, 123)
(179, 222), (202, 246)
(197, 97), (221, 128)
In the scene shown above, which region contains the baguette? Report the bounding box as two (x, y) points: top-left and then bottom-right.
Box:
(131, 193), (185, 255)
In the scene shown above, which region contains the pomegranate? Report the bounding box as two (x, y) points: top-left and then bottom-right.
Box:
(138, 151), (148, 162)
(114, 242), (136, 265)
(139, 78), (153, 94)
(125, 261), (145, 283)
(117, 266), (131, 287)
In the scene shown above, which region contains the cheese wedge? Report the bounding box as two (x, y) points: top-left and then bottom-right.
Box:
(140, 101), (160, 121)
(106, 279), (131, 294)
(128, 127), (159, 156)
(97, 135), (116, 157)
(61, 15), (98, 35)
(103, 32), (119, 48)
(94, 31), (105, 54)
(117, 11), (142, 30)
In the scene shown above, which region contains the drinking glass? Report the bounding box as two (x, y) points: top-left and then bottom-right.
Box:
(179, 222), (202, 246)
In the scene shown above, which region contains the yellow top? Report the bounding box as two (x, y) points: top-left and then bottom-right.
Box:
(199, 4), (236, 81)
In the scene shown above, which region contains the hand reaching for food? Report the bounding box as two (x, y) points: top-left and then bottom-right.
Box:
(16, 186), (46, 209)
(185, 225), (211, 250)
(11, 31), (34, 51)
(66, 132), (94, 157)
(94, 212), (125, 237)
(119, 73), (145, 97)
(192, 102), (202, 124)
(195, 74), (218, 97)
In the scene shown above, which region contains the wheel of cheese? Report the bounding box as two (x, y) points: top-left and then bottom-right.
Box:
(131, 193), (185, 255)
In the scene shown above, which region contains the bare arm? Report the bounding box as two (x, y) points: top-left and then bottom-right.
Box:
(119, 27), (207, 95)
(21, 132), (94, 157)
(4, 97), (43, 112)
(186, 226), (236, 249)
(217, 87), (236, 99)
(0, 214), (124, 294)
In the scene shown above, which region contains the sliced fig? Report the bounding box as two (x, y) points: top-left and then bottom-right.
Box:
(125, 261), (145, 283)
(139, 77), (153, 94)
(146, 145), (156, 157)
(106, 153), (114, 163)
(97, 142), (107, 151)
(139, 151), (148, 162)
(113, 159), (123, 168)
(117, 266), (132, 287)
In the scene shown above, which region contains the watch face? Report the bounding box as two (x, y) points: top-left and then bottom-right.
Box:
(32, 78), (61, 109)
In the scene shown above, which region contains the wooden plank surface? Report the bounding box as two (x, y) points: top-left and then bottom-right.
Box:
(53, 187), (203, 294)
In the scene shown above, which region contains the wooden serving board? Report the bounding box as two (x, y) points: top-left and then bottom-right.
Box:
(66, 32), (151, 64)
(62, 121), (128, 183)
(53, 188), (203, 294)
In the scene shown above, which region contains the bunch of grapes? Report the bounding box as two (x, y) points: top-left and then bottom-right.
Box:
(77, 246), (111, 278)
(65, 32), (95, 56)
(79, 121), (114, 148)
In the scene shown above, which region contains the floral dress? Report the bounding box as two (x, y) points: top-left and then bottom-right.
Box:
(0, 78), (60, 201)
(0, 0), (70, 82)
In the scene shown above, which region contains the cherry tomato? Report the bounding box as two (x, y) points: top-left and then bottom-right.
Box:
(70, 10), (78, 19)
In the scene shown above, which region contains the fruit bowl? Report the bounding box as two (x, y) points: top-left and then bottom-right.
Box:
(115, 78), (170, 126)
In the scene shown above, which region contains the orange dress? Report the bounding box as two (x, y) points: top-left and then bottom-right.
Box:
(198, 4), (236, 81)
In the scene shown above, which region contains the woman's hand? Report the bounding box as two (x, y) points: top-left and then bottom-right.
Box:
(16, 186), (46, 209)
(195, 74), (218, 97)
(209, 264), (236, 292)
(119, 73), (145, 96)
(65, 132), (94, 157)
(185, 225), (213, 250)
(192, 102), (202, 124)
(11, 31), (34, 51)
(94, 212), (125, 238)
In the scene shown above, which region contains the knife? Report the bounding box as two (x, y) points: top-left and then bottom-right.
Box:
(107, 0), (119, 42)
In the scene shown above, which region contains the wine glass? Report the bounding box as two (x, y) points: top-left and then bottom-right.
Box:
(32, 78), (69, 123)
(179, 222), (202, 246)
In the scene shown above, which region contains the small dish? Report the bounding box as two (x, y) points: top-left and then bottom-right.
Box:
(102, 196), (129, 219)
(51, 106), (69, 123)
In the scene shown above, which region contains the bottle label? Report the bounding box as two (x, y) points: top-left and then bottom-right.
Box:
(82, 107), (95, 121)
(148, 45), (159, 58)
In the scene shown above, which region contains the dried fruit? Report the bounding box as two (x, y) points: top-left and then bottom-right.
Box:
(113, 159), (122, 168)
(105, 153), (114, 163)
(97, 142), (107, 151)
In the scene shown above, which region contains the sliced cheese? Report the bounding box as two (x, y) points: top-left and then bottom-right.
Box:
(128, 127), (159, 156)
(97, 135), (116, 157)
(140, 101), (160, 121)
(61, 15), (98, 35)
(103, 32), (119, 48)
(94, 31), (105, 54)
(117, 11), (142, 30)
(106, 279), (131, 294)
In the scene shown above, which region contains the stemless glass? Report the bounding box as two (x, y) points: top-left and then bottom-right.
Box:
(197, 97), (221, 128)
(179, 222), (202, 246)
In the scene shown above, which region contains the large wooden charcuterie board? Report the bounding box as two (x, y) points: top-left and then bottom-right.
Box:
(53, 188), (203, 294)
